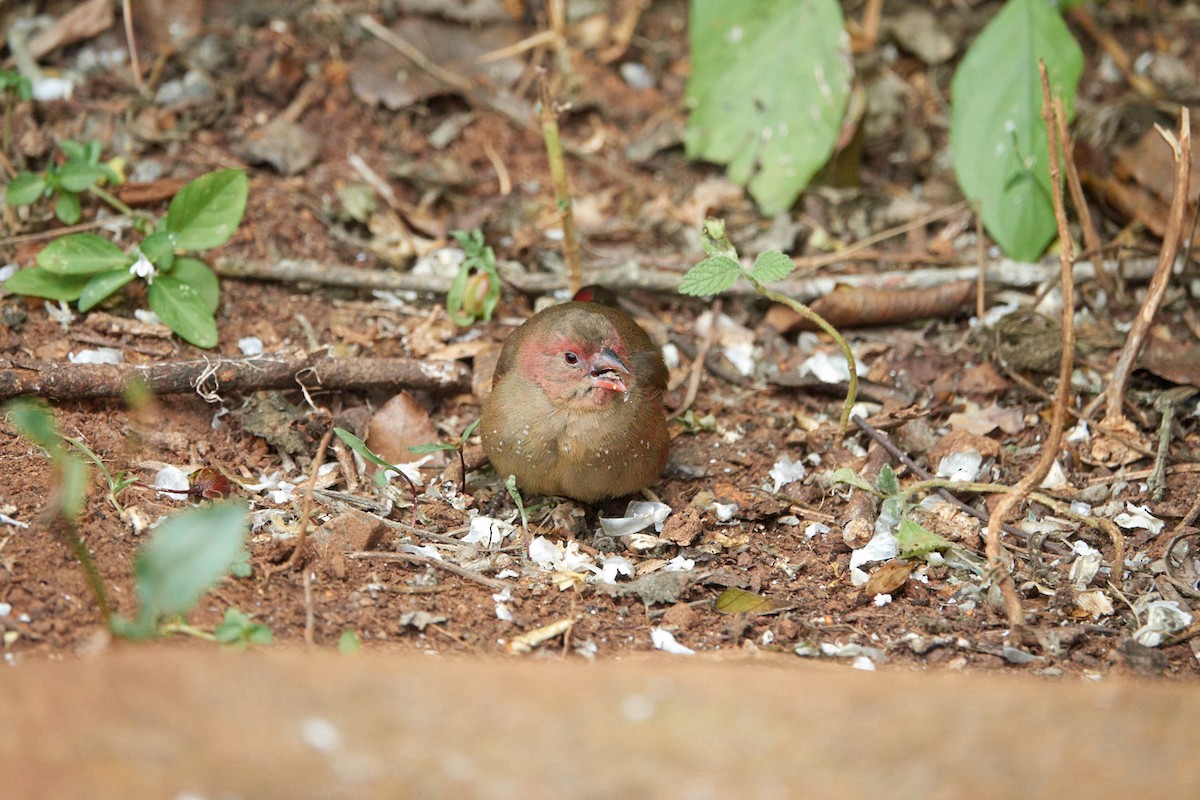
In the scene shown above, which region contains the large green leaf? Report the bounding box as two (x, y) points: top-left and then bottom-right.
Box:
(3, 267), (91, 301)
(148, 277), (219, 348)
(5, 173), (46, 206)
(165, 169), (248, 251)
(36, 233), (129, 275)
(686, 0), (851, 214)
(170, 257), (221, 313)
(78, 268), (137, 311)
(131, 502), (249, 623)
(950, 0), (1083, 262)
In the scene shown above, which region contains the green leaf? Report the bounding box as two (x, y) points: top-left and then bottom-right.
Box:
(132, 501), (249, 624)
(408, 442), (457, 454)
(678, 255), (741, 296)
(57, 162), (105, 192)
(896, 517), (953, 559)
(78, 268), (137, 312)
(214, 608), (273, 646)
(165, 169), (248, 250)
(148, 277), (218, 348)
(338, 628), (362, 653)
(6, 173), (47, 206)
(54, 191), (81, 225)
(37, 233), (129, 275)
(460, 418), (480, 446)
(950, 0), (1083, 262)
(3, 267), (90, 301)
(750, 251), (794, 283)
(170, 257), (221, 313)
(139, 230), (176, 268)
(60, 454), (88, 521)
(829, 467), (878, 495)
(6, 398), (64, 457)
(876, 464), (899, 496)
(334, 427), (395, 471)
(686, 0), (852, 214)
(59, 140), (88, 162)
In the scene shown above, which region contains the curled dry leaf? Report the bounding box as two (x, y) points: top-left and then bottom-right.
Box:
(864, 560), (914, 597)
(764, 281), (975, 333)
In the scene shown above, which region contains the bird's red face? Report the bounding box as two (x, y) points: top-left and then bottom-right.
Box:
(520, 334), (632, 408)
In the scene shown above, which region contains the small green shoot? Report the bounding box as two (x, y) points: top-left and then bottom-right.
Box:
(5, 398), (111, 620)
(63, 435), (137, 514)
(447, 229), (501, 326)
(674, 409), (717, 434)
(109, 501), (250, 640)
(680, 218), (858, 433)
(408, 418), (480, 494)
(338, 628), (363, 653)
(5, 139), (126, 225)
(504, 474), (529, 538)
(830, 464), (955, 562)
(333, 427), (421, 527)
(4, 168), (247, 348)
(214, 608), (273, 647)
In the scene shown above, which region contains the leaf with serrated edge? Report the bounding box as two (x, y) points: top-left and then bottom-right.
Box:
(679, 256), (740, 296)
(750, 251), (794, 283)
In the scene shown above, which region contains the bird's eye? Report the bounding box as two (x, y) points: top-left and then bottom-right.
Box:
(564, 351), (579, 365)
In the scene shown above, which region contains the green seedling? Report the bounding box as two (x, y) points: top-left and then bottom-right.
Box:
(338, 628), (363, 653)
(408, 418), (480, 495)
(5, 139), (127, 225)
(213, 608), (273, 647)
(674, 409), (717, 434)
(446, 229), (501, 326)
(333, 427), (421, 527)
(63, 435), (138, 514)
(4, 168), (247, 348)
(679, 218), (857, 433)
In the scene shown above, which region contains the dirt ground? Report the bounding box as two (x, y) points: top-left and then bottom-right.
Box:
(2, 0), (1200, 685)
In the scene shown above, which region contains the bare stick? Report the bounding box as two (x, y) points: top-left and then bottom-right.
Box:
(288, 428), (335, 570)
(538, 69), (583, 296)
(121, 0), (144, 93)
(983, 63), (1078, 636)
(213, 254), (1160, 304)
(1102, 110), (1191, 430)
(347, 551), (509, 590)
(668, 299), (721, 421)
(0, 351), (470, 401)
(1054, 96), (1110, 296)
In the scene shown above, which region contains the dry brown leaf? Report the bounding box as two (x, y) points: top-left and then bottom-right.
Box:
(366, 391), (446, 469)
(864, 560), (914, 596)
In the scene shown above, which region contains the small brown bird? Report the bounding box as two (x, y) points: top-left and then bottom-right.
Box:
(480, 298), (669, 503)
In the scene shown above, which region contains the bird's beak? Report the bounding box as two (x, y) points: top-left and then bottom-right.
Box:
(589, 346), (630, 394)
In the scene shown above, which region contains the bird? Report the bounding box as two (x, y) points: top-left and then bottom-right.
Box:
(480, 296), (669, 503)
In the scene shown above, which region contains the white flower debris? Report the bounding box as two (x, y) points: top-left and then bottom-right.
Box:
(713, 502), (739, 523)
(1039, 460), (1069, 490)
(849, 529), (899, 570)
(598, 556), (635, 584)
(936, 450), (982, 483)
(45, 300), (75, 328)
(68, 347), (124, 365)
(663, 555), (695, 572)
(769, 455), (807, 492)
(528, 536), (596, 575)
(134, 308), (162, 325)
(1069, 541), (1103, 589)
(1133, 600), (1193, 647)
(237, 336), (265, 356)
(851, 656), (876, 671)
(874, 593), (892, 607)
(650, 628), (694, 655)
(1113, 503), (1165, 534)
(462, 515), (517, 548)
(798, 351), (863, 383)
(1066, 420), (1090, 443)
(397, 543), (442, 561)
(804, 522), (831, 539)
(492, 588), (513, 621)
(153, 466), (191, 500)
(129, 252), (157, 282)
(599, 500), (672, 537)
(383, 455), (432, 487)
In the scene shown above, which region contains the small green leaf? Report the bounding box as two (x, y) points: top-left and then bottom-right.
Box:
(59, 140), (88, 162)
(408, 442), (457, 454)
(139, 230), (176, 267)
(132, 501), (249, 624)
(678, 255), (741, 296)
(78, 268), (137, 312)
(170, 257), (221, 313)
(3, 267), (90, 301)
(6, 173), (47, 206)
(165, 169), (248, 250)
(338, 628), (362, 653)
(876, 464), (899, 496)
(6, 398), (64, 457)
(57, 162), (106, 192)
(214, 608), (273, 646)
(460, 418), (480, 446)
(750, 251), (794, 283)
(60, 454), (88, 521)
(54, 191), (81, 225)
(829, 467), (879, 495)
(896, 517), (953, 559)
(334, 427), (393, 470)
(148, 277), (218, 348)
(37, 233), (129, 275)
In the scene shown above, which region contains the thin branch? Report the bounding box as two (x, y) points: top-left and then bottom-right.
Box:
(347, 551), (509, 590)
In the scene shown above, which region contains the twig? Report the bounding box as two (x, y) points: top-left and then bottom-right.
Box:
(1150, 388), (1197, 502)
(302, 569), (316, 646)
(121, 0), (142, 92)
(668, 299), (721, 421)
(1054, 95), (1111, 297)
(537, 68), (582, 295)
(288, 428), (335, 570)
(213, 254), (1163, 304)
(1101, 109), (1191, 435)
(983, 64), (1078, 636)
(347, 551), (509, 590)
(0, 351), (470, 400)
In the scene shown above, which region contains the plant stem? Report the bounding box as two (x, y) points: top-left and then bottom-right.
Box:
(88, 185), (136, 218)
(537, 71), (582, 296)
